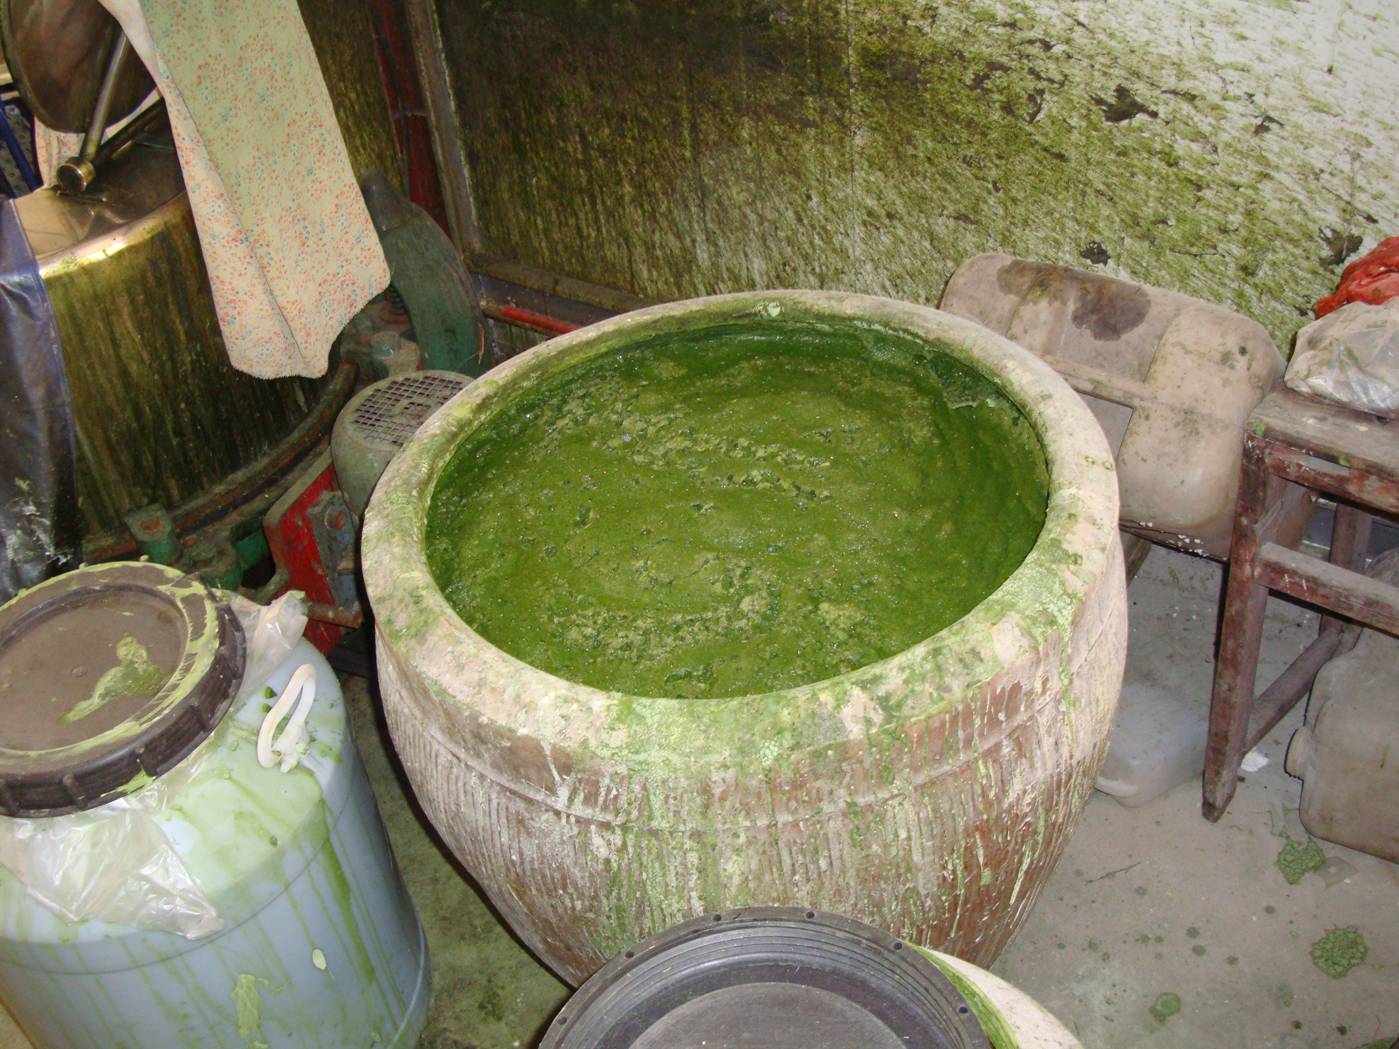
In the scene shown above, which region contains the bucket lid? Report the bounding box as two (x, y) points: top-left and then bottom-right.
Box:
(0, 562), (244, 818)
(540, 908), (991, 1049)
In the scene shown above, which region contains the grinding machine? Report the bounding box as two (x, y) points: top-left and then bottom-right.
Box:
(0, 0), (484, 637)
(0, 0), (350, 602)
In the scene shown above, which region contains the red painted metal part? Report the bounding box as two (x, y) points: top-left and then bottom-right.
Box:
(306, 601), (365, 629)
(488, 303), (580, 336)
(369, 0), (450, 233)
(264, 460), (348, 655)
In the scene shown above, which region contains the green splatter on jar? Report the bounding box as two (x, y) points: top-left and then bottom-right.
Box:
(428, 323), (1048, 697)
(1276, 834), (1326, 885)
(1311, 927), (1367, 979)
(1150, 991), (1182, 1024)
(60, 636), (169, 724)
(231, 972), (266, 1039)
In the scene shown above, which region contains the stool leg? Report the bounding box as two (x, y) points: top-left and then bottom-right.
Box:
(1205, 571), (1268, 820)
(1204, 435), (1270, 821)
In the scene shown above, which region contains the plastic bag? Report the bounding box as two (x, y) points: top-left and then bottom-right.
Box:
(1315, 236), (1399, 317)
(0, 198), (80, 603)
(0, 787), (224, 938)
(226, 589), (309, 698)
(0, 591), (308, 939)
(1285, 300), (1399, 418)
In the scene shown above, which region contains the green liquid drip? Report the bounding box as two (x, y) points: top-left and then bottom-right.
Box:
(428, 323), (1048, 698)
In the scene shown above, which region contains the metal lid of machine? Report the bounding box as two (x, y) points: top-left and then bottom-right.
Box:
(12, 121), (184, 267)
(339, 370), (470, 454)
(331, 369), (469, 515)
(540, 908), (992, 1049)
(0, 561), (244, 818)
(0, 0), (154, 133)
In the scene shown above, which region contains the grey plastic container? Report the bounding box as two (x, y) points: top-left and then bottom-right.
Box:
(1286, 551), (1399, 862)
(1095, 688), (1208, 808)
(0, 640), (430, 1049)
(940, 253), (1283, 559)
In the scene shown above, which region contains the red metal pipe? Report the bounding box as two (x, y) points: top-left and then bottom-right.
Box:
(489, 303), (581, 336)
(306, 600), (365, 630)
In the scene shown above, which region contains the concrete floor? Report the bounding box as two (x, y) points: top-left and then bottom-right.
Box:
(994, 553), (1399, 1049)
(2, 545), (1395, 1048)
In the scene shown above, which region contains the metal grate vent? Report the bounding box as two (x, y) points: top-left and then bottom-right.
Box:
(349, 372), (467, 448)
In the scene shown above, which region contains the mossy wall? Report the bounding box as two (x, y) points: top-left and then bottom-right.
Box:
(433, 0), (1397, 349)
(299, 0), (403, 188)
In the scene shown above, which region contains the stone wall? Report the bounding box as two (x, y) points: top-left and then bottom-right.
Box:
(435, 0), (1397, 349)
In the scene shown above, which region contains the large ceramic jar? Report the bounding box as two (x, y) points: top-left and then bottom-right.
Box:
(365, 291), (1127, 984)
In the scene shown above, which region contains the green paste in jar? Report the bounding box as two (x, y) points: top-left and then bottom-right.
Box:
(427, 322), (1048, 698)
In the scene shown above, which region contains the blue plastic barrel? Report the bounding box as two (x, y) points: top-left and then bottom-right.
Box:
(0, 640), (429, 1049)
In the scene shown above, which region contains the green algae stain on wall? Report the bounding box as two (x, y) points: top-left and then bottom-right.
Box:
(297, 0), (403, 188)
(433, 0), (1397, 349)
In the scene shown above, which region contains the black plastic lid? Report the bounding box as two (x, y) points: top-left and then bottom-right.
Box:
(541, 908), (991, 1049)
(0, 561), (245, 817)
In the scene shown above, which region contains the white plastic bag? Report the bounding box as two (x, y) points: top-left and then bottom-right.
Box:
(1285, 300), (1399, 418)
(227, 589), (309, 698)
(0, 591), (308, 938)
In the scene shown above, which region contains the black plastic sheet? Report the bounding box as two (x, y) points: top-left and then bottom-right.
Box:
(0, 198), (78, 602)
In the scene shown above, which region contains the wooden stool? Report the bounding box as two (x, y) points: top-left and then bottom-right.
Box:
(1204, 388), (1399, 820)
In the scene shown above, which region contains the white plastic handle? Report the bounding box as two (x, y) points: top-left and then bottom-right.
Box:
(257, 663), (317, 773)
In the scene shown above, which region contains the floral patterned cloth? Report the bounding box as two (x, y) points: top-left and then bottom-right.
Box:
(98, 0), (389, 378)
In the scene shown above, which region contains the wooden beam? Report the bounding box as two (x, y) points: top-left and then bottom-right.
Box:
(1254, 541), (1399, 637)
(403, 0), (482, 255)
(1262, 444), (1399, 517)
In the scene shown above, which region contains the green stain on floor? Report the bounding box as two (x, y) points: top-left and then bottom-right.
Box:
(1311, 927), (1368, 980)
(1149, 991), (1182, 1024)
(1275, 835), (1327, 885)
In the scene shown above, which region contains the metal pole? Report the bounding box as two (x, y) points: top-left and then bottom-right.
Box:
(56, 28), (133, 193)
